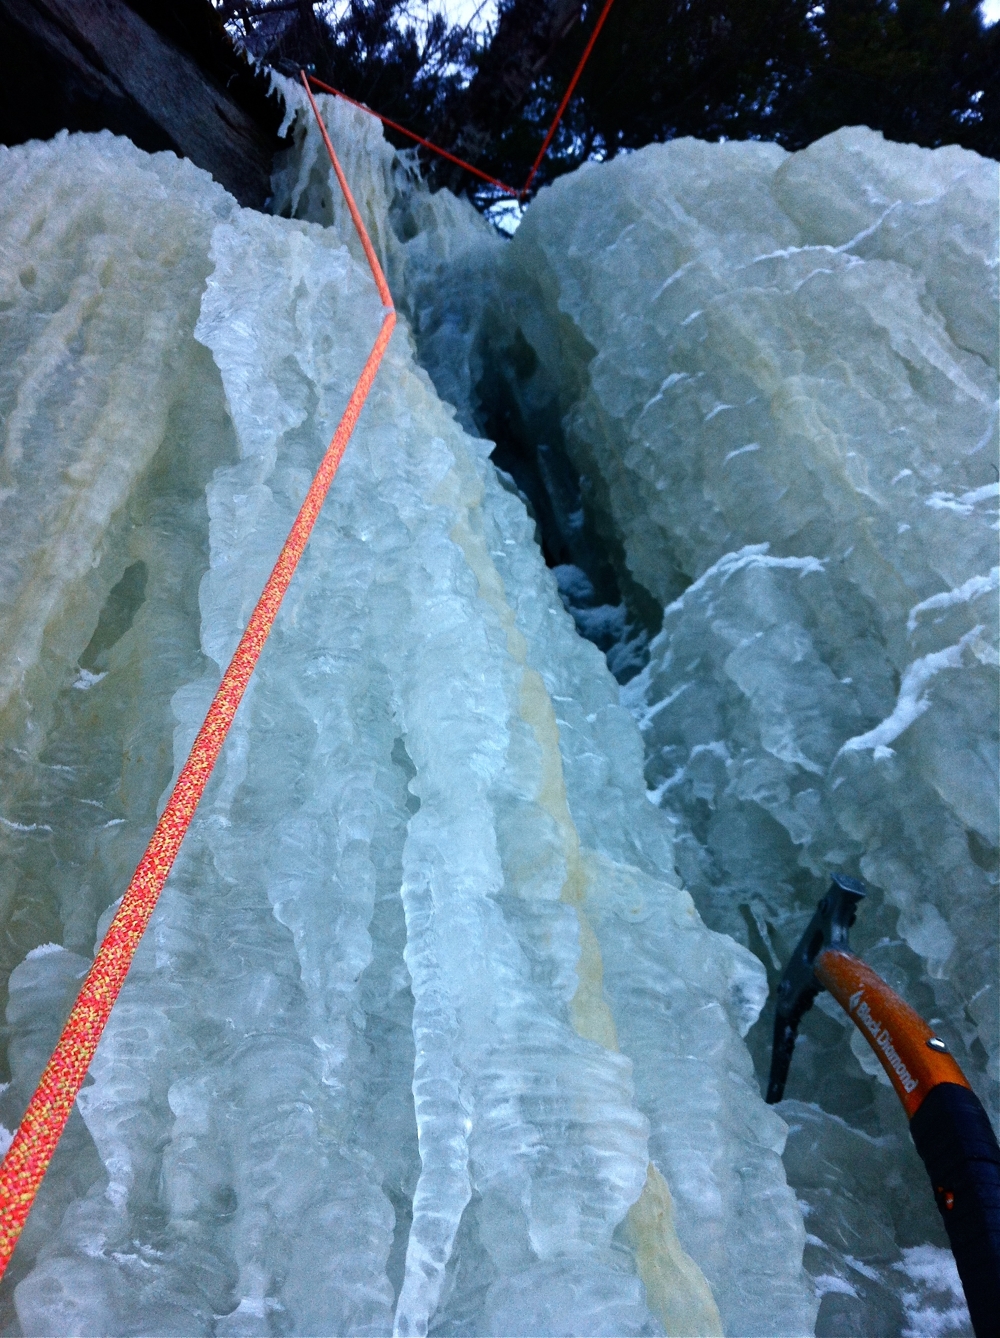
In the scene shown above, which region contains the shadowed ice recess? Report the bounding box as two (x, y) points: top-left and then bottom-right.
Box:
(0, 76), (996, 1337)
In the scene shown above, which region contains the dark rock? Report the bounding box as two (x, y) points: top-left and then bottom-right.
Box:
(0, 0), (285, 208)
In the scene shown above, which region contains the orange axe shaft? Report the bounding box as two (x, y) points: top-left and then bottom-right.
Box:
(767, 876), (1000, 1338)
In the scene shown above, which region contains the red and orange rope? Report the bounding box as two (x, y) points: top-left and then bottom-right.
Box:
(306, 76), (521, 197)
(0, 10), (619, 1265)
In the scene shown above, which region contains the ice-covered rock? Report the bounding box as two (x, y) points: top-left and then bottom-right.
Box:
(0, 108), (819, 1336)
(399, 125), (996, 1335)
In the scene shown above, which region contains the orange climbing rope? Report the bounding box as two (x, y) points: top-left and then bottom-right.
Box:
(0, 74), (395, 1280)
(305, 0), (617, 200)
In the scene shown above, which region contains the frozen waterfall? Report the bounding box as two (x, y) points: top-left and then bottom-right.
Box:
(0, 80), (996, 1338)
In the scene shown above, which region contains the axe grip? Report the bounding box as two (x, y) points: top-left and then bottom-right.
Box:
(817, 949), (1000, 1338)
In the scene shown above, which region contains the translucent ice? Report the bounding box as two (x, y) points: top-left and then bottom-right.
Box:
(412, 125), (997, 1335)
(0, 107), (817, 1337)
(7, 90), (993, 1338)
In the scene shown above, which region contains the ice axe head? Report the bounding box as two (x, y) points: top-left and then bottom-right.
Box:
(765, 873), (867, 1104)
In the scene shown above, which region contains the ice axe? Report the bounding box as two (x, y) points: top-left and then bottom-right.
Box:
(766, 874), (1000, 1338)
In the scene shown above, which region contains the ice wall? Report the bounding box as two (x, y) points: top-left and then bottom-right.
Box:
(0, 110), (819, 1337)
(395, 126), (997, 1335)
(0, 129), (240, 1020)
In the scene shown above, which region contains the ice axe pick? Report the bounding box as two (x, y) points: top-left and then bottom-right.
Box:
(765, 874), (1000, 1338)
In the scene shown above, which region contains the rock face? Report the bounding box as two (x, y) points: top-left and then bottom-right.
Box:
(0, 0), (281, 207)
(0, 112), (821, 1336)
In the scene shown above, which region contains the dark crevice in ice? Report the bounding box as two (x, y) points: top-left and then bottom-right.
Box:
(79, 560), (149, 672)
(471, 328), (663, 684)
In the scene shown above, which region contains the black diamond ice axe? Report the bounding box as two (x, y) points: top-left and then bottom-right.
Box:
(766, 874), (1000, 1338)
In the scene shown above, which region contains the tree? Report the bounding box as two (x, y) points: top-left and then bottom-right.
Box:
(215, 0), (1000, 200)
(526, 0), (999, 182)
